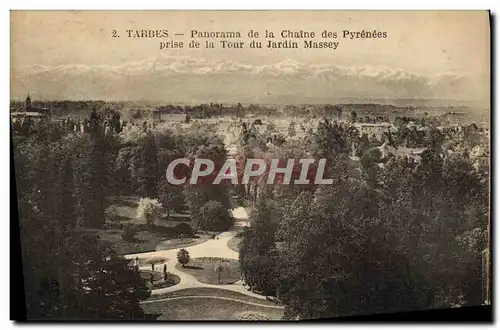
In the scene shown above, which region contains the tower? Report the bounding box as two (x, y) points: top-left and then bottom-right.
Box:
(25, 93), (31, 111)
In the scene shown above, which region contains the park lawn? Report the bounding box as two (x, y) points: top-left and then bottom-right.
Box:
(141, 297), (284, 320)
(97, 230), (211, 255)
(105, 195), (140, 223)
(98, 229), (168, 255)
(98, 195), (208, 254)
(106, 195), (193, 227)
(140, 269), (164, 281)
(175, 257), (241, 285)
(147, 287), (278, 307)
(155, 232), (211, 251)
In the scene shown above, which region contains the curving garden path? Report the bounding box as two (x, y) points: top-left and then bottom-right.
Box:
(140, 295), (284, 309)
(125, 207), (268, 300)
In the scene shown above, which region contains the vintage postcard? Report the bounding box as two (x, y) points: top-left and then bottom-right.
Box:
(10, 10), (490, 321)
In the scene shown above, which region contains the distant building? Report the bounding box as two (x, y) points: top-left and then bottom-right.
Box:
(11, 94), (50, 122)
(354, 122), (395, 139)
(377, 141), (426, 164)
(152, 109), (161, 121)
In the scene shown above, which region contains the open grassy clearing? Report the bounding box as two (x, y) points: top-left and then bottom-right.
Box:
(147, 287), (278, 307)
(97, 230), (166, 254)
(83, 195), (210, 254)
(142, 297), (284, 320)
(175, 257), (241, 285)
(106, 195), (192, 227)
(155, 236), (210, 250)
(93, 229), (212, 255)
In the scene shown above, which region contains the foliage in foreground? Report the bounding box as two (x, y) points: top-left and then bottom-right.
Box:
(239, 120), (488, 320)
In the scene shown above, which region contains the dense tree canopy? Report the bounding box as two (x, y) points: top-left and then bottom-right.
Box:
(14, 117), (156, 320)
(239, 118), (488, 319)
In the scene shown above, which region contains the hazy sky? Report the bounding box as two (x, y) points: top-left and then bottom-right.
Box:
(11, 10), (490, 75)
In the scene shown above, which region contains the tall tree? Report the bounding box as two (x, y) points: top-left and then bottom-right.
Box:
(73, 133), (108, 228)
(132, 133), (159, 198)
(240, 197), (279, 295)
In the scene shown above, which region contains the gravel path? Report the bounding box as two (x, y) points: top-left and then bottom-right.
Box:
(124, 207), (263, 300)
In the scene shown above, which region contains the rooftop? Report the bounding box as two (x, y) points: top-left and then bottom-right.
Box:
(354, 122), (392, 127)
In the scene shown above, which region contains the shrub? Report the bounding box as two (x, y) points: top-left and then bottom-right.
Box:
(177, 248), (190, 267)
(174, 223), (193, 237)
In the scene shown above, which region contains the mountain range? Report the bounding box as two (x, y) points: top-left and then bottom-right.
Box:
(11, 54), (489, 107)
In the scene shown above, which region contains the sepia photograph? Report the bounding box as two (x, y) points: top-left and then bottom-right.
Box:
(9, 10), (491, 321)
